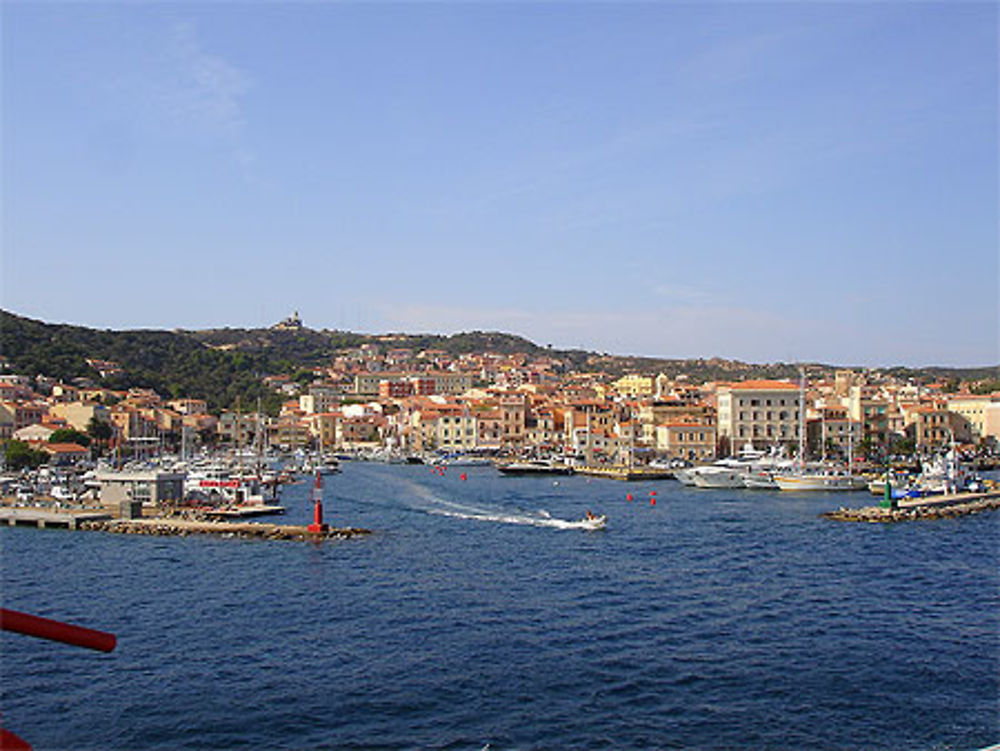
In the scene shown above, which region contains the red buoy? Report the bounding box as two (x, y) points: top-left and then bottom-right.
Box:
(460, 473), (467, 481)
(626, 493), (633, 502)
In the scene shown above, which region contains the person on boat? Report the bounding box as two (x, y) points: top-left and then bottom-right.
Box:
(585, 510), (597, 520)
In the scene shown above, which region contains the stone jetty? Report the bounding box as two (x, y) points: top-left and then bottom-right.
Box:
(79, 517), (372, 541)
(821, 490), (1000, 523)
(1, 504), (371, 541)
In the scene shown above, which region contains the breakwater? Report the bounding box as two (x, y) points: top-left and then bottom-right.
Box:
(822, 490), (1000, 523)
(1, 506), (371, 541)
(81, 517), (372, 541)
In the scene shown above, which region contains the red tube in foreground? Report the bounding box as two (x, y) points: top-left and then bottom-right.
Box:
(0, 608), (116, 653)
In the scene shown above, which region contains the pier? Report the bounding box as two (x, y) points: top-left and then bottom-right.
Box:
(821, 489), (1000, 523)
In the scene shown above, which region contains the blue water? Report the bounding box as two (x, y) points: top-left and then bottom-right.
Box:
(2, 463), (998, 750)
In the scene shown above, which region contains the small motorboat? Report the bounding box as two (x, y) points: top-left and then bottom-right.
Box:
(581, 512), (607, 531)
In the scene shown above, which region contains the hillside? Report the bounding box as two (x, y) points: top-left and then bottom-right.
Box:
(0, 311), (281, 413)
(2, 311), (996, 412)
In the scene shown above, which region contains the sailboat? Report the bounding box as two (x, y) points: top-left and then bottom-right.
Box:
(774, 369), (866, 492)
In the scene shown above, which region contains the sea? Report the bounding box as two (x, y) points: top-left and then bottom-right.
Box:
(2, 462), (998, 751)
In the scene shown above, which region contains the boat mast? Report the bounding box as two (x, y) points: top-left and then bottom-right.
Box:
(798, 367), (806, 470)
(847, 413), (854, 478)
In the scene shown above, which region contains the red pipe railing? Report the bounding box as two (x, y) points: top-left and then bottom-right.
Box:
(0, 608), (116, 653)
(0, 608), (117, 749)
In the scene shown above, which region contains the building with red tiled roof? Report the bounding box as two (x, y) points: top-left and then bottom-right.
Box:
(716, 380), (803, 455)
(42, 442), (90, 465)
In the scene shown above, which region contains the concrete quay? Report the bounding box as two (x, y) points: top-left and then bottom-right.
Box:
(1, 507), (112, 529)
(821, 490), (1000, 523)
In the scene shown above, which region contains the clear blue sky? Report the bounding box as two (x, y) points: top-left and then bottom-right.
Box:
(2, 2), (996, 367)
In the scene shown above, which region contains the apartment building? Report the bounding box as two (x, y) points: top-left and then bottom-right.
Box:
(614, 374), (654, 398)
(905, 405), (953, 450)
(655, 422), (715, 461)
(354, 372), (472, 398)
(946, 394), (1000, 443)
(716, 380), (801, 453)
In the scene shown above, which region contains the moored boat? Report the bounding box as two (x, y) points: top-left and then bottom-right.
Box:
(496, 459), (574, 476)
(773, 472), (867, 491)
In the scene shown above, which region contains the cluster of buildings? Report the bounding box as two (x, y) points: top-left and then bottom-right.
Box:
(3, 339), (997, 466)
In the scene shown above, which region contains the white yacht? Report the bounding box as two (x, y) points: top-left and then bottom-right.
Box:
(774, 471), (868, 492)
(691, 465), (749, 489)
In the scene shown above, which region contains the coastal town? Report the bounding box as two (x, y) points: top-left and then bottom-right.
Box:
(1, 314), (998, 508)
(3, 314), (999, 462)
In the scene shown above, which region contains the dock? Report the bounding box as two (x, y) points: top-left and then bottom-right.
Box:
(2, 508), (112, 529)
(821, 489), (1000, 523)
(574, 465), (674, 481)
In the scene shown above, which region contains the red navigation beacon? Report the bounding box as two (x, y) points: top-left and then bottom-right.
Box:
(308, 471), (329, 534)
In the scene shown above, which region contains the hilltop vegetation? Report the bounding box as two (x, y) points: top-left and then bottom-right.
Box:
(0, 311), (281, 413)
(1, 311), (996, 414)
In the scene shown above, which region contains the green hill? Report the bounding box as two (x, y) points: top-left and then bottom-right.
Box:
(2, 311), (995, 413)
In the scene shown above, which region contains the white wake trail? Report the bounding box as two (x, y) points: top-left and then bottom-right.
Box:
(394, 475), (598, 531)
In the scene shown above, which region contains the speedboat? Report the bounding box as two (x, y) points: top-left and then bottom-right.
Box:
(580, 513), (607, 531)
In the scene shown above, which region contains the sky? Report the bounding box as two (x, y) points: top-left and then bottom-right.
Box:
(2, 2), (997, 368)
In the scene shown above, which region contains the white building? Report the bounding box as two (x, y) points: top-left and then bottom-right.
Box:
(716, 380), (801, 453)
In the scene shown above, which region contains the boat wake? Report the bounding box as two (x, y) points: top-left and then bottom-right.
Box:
(396, 477), (600, 531)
